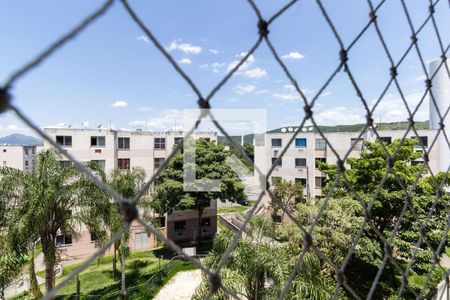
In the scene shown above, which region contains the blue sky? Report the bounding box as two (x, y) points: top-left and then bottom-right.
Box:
(0, 0), (449, 137)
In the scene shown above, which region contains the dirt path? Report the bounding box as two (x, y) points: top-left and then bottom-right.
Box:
(154, 269), (203, 300)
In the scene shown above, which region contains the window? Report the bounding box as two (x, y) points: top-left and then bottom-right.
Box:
(118, 158), (130, 170)
(24, 148), (29, 155)
(272, 157), (282, 167)
(174, 137), (183, 145)
(295, 178), (307, 186)
(315, 138), (326, 150)
(379, 136), (392, 145)
(56, 234), (72, 246)
(90, 232), (99, 242)
(272, 215), (282, 223)
(2, 149), (6, 153)
(202, 218), (211, 227)
(315, 177), (326, 188)
(25, 161), (29, 167)
(271, 138), (282, 147)
(154, 157), (165, 169)
(295, 158), (307, 168)
(91, 136), (105, 147)
(271, 176), (282, 185)
(118, 137), (130, 150)
(32, 148), (35, 154)
(315, 158), (326, 169)
(174, 220), (187, 230)
(91, 160), (106, 170)
(413, 136), (428, 147)
(2, 161), (6, 166)
(350, 138), (364, 151)
(56, 136), (72, 147)
(60, 161), (72, 168)
(154, 137), (166, 149)
(295, 138), (307, 148)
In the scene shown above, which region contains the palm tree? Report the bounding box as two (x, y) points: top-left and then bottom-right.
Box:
(108, 167), (146, 298)
(0, 150), (108, 294)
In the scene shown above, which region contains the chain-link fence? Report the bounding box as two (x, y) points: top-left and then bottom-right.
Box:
(1, 0), (449, 299)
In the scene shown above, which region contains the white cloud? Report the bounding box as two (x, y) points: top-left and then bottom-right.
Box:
(199, 64), (209, 69)
(139, 106), (153, 112)
(209, 49), (219, 55)
(166, 39), (202, 54)
(235, 84), (256, 94)
(241, 67), (267, 78)
(272, 93), (301, 101)
(2, 124), (30, 132)
(178, 58), (192, 65)
(315, 106), (365, 125)
(6, 124), (19, 130)
(281, 52), (305, 60)
(254, 89), (269, 94)
(370, 91), (429, 122)
(128, 110), (185, 131)
(136, 35), (150, 44)
(128, 120), (147, 127)
(112, 101), (128, 108)
(321, 90), (332, 97)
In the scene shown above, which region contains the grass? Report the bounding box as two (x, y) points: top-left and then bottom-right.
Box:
(217, 201), (256, 215)
(10, 248), (197, 300)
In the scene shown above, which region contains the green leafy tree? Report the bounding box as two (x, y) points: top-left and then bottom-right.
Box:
(0, 150), (107, 293)
(270, 179), (305, 220)
(151, 139), (246, 243)
(0, 238), (26, 299)
(318, 138), (450, 293)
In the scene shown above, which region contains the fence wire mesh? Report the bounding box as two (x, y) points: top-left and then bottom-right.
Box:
(0, 0), (450, 299)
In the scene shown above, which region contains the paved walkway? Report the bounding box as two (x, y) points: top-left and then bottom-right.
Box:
(154, 269), (203, 300)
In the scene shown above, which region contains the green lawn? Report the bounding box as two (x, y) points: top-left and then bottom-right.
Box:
(217, 201), (256, 215)
(11, 248), (196, 299)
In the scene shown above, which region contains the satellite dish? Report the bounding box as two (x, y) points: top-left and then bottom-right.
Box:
(288, 127), (293, 132)
(281, 128), (287, 133)
(295, 128), (299, 131)
(302, 128), (307, 132)
(308, 127), (313, 131)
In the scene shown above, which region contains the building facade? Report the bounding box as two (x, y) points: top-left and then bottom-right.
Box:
(0, 144), (38, 171)
(42, 127), (218, 260)
(257, 127), (441, 198)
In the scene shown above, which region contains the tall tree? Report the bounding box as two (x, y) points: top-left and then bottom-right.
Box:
(270, 179), (305, 221)
(0, 150), (107, 293)
(151, 139), (245, 244)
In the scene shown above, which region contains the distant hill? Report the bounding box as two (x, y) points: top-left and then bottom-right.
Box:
(0, 134), (43, 146)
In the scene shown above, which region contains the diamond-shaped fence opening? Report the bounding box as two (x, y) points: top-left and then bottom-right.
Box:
(0, 0), (449, 299)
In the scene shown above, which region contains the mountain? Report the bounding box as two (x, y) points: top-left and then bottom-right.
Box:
(0, 134), (43, 146)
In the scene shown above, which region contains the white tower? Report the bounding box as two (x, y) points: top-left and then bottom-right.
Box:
(429, 58), (450, 173)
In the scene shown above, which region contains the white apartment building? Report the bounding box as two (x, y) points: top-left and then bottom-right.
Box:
(0, 144), (38, 172)
(257, 127), (441, 198)
(43, 128), (217, 178)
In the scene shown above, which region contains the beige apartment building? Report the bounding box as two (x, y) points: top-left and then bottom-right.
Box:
(257, 126), (441, 198)
(0, 144), (38, 172)
(42, 127), (218, 260)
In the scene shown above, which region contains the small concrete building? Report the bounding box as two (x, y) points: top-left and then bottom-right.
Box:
(0, 144), (38, 172)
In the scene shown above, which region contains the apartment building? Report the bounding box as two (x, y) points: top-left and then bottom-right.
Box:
(42, 127), (218, 260)
(258, 126), (441, 198)
(0, 144), (38, 172)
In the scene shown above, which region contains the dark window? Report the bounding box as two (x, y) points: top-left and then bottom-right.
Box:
(118, 158), (130, 170)
(91, 160), (105, 170)
(32, 148), (35, 154)
(272, 215), (282, 223)
(315, 158), (326, 169)
(158, 217), (166, 227)
(91, 136), (105, 147)
(154, 138), (166, 149)
(351, 138), (364, 151)
(174, 220), (186, 230)
(272, 157), (282, 167)
(315, 177), (326, 188)
(315, 138), (326, 150)
(295, 178), (307, 186)
(413, 136), (428, 147)
(56, 234), (72, 246)
(90, 232), (99, 242)
(25, 161), (29, 166)
(271, 176), (282, 185)
(271, 138), (282, 147)
(60, 161), (72, 168)
(56, 136), (72, 147)
(411, 161), (423, 166)
(379, 136), (392, 145)
(154, 157), (165, 170)
(202, 218), (211, 227)
(295, 138), (307, 148)
(2, 149), (6, 153)
(174, 137), (183, 145)
(118, 137), (130, 150)
(24, 148), (29, 155)
(295, 158), (307, 168)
